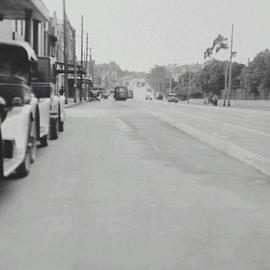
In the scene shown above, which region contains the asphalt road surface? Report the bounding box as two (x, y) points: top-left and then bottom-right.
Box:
(0, 100), (270, 270)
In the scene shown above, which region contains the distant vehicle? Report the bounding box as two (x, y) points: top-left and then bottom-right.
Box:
(89, 87), (101, 102)
(101, 91), (109, 99)
(208, 95), (218, 106)
(114, 86), (128, 101)
(156, 93), (163, 100)
(167, 93), (179, 103)
(128, 90), (134, 99)
(178, 95), (187, 101)
(145, 94), (153, 101)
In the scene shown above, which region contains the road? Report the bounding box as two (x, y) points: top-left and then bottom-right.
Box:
(0, 100), (270, 270)
(135, 100), (270, 174)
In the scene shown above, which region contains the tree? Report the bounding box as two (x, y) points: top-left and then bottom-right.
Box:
(147, 65), (169, 93)
(240, 67), (260, 97)
(240, 49), (270, 98)
(250, 49), (270, 94)
(231, 62), (245, 90)
(204, 34), (229, 59)
(198, 60), (225, 95)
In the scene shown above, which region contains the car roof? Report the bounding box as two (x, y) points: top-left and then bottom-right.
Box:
(0, 40), (37, 61)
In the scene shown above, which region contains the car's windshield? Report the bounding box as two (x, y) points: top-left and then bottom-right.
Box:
(0, 45), (28, 79)
(116, 87), (127, 93)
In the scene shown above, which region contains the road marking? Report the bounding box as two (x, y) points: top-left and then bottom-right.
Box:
(160, 108), (270, 138)
(142, 109), (270, 178)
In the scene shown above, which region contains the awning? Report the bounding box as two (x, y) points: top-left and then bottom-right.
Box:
(0, 0), (49, 21)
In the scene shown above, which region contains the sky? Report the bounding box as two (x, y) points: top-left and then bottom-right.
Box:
(43, 0), (270, 72)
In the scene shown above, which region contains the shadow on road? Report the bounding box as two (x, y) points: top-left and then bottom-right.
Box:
(0, 174), (25, 206)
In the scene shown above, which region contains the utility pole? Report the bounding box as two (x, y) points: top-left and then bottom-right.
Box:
(187, 71), (191, 104)
(223, 60), (229, 106)
(227, 24), (234, 107)
(88, 48), (91, 77)
(169, 72), (172, 92)
(90, 48), (94, 85)
(80, 15), (84, 102)
(63, 0), (68, 104)
(73, 29), (77, 103)
(84, 32), (89, 100)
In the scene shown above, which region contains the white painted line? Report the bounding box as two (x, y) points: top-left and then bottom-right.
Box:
(161, 108), (270, 138)
(143, 109), (270, 178)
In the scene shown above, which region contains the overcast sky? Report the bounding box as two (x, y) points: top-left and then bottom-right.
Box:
(44, 0), (270, 72)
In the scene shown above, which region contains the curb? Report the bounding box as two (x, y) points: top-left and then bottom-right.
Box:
(64, 100), (87, 109)
(144, 109), (270, 178)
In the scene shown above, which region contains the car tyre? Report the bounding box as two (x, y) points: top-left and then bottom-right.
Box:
(59, 121), (64, 132)
(30, 133), (37, 163)
(40, 135), (48, 147)
(50, 118), (58, 140)
(30, 111), (39, 163)
(58, 105), (64, 132)
(0, 128), (3, 179)
(17, 138), (31, 178)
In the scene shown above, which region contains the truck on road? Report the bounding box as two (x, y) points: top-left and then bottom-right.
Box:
(113, 86), (129, 101)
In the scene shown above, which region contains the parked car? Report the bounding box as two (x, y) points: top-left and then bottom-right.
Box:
(167, 93), (179, 103)
(33, 56), (65, 142)
(145, 94), (153, 100)
(0, 41), (41, 178)
(156, 93), (163, 100)
(89, 88), (101, 102)
(128, 90), (134, 99)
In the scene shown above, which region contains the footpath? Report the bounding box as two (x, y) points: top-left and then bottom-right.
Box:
(189, 98), (270, 111)
(64, 98), (88, 109)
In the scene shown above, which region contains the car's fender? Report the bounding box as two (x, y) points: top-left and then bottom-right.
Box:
(38, 98), (50, 138)
(58, 95), (65, 123)
(51, 95), (65, 123)
(2, 105), (32, 177)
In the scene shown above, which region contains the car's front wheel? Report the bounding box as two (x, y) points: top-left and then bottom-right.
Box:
(17, 137), (31, 178)
(50, 118), (58, 140)
(59, 121), (64, 132)
(40, 135), (48, 147)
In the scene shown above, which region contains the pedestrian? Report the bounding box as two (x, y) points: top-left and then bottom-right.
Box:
(213, 94), (218, 106)
(59, 87), (64, 96)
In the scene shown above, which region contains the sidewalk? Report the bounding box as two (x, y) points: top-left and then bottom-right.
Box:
(64, 98), (88, 109)
(189, 98), (270, 111)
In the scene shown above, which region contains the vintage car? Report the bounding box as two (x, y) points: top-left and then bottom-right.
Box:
(33, 56), (65, 141)
(128, 89), (134, 99)
(155, 93), (163, 100)
(0, 41), (41, 178)
(89, 87), (101, 102)
(145, 94), (153, 100)
(0, 42), (65, 178)
(167, 93), (179, 103)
